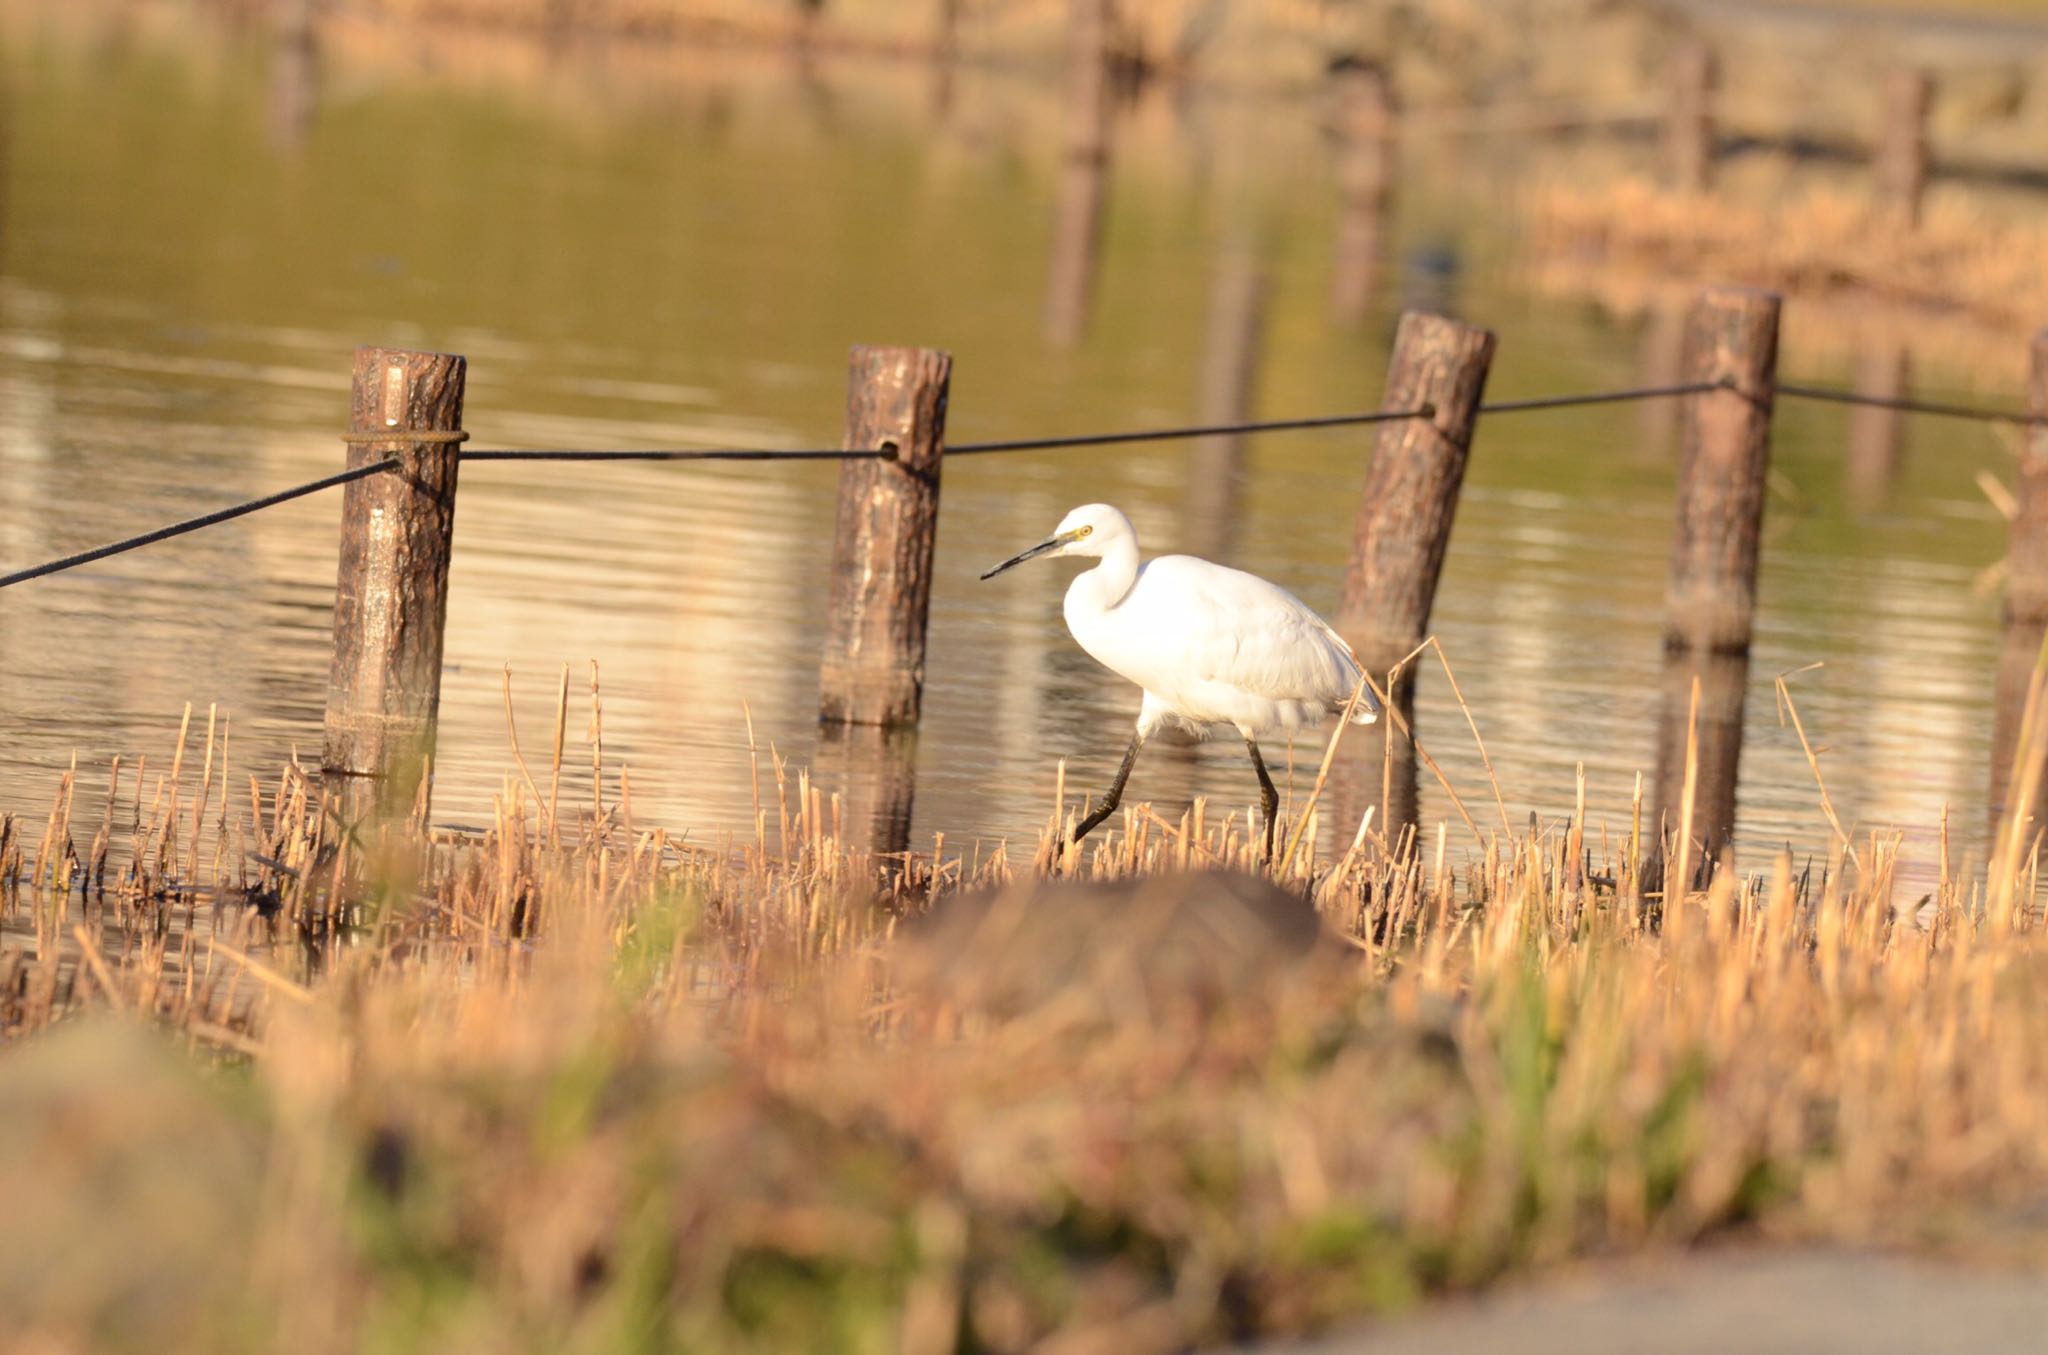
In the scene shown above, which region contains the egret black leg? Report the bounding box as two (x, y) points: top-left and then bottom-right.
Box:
(1072, 733), (1145, 846)
(1245, 737), (1280, 862)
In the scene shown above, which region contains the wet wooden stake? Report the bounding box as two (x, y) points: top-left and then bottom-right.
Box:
(1665, 39), (1716, 193)
(1877, 68), (1931, 230)
(820, 346), (952, 727)
(322, 346), (466, 827)
(1339, 311), (1496, 681)
(1992, 330), (2048, 826)
(1665, 287), (1780, 655)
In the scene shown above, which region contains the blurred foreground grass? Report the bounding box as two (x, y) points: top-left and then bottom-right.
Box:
(4, 665), (2048, 1354)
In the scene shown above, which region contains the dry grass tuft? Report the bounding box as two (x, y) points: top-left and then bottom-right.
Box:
(5, 656), (2048, 1352)
(1526, 175), (2048, 338)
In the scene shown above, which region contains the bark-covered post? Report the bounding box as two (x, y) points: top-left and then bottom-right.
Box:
(1652, 288), (1777, 882)
(1665, 287), (1780, 655)
(1331, 312), (1491, 854)
(819, 346), (951, 727)
(1338, 311), (1495, 681)
(1329, 56), (1394, 326)
(1877, 68), (1931, 230)
(1992, 331), (2048, 826)
(323, 346), (466, 827)
(1665, 39), (1716, 193)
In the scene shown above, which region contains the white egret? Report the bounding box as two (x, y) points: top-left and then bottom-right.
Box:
(981, 503), (1380, 860)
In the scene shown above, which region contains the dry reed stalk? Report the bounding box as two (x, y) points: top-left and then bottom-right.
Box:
(500, 666), (545, 809)
(1274, 671), (1378, 875)
(1775, 664), (1856, 861)
(188, 702), (217, 876)
(588, 660), (606, 840)
(1567, 762), (1586, 897)
(744, 701), (766, 862)
(71, 923), (122, 1013)
(1669, 674), (1701, 916)
(1990, 631), (2048, 931)
(547, 660), (569, 846)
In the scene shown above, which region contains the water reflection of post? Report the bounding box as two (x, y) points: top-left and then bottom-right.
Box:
(814, 723), (918, 860)
(1991, 332), (2048, 834)
(930, 0), (961, 118)
(1331, 682), (1420, 860)
(1328, 57), (1393, 328)
(1664, 39), (1716, 193)
(1043, 0), (1112, 348)
(1184, 242), (1268, 561)
(1652, 288), (1780, 885)
(1846, 338), (1908, 508)
(1876, 68), (1932, 231)
(1636, 292), (1686, 460)
(1651, 648), (1749, 882)
(268, 0), (319, 151)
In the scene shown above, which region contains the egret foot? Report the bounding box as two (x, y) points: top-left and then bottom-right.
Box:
(1246, 737), (1279, 864)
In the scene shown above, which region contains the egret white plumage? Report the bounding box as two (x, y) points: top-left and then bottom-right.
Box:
(981, 503), (1380, 860)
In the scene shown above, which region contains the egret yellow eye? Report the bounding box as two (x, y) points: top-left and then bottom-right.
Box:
(1076, 525), (1092, 538)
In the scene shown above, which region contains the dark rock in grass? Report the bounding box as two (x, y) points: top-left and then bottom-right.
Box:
(0, 1021), (264, 1352)
(895, 870), (1333, 1020)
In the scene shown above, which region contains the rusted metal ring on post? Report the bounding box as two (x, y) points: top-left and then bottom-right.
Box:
(339, 430), (471, 445)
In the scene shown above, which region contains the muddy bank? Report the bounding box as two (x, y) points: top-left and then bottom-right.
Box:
(1263, 1247), (2048, 1354)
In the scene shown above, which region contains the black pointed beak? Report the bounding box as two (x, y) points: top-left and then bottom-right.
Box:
(980, 536), (1065, 581)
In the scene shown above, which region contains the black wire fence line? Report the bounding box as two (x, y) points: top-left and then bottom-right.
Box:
(0, 375), (2028, 593)
(0, 460), (400, 591)
(1775, 382), (2040, 425)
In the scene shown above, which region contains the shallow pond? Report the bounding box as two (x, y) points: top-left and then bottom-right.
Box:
(0, 10), (2020, 882)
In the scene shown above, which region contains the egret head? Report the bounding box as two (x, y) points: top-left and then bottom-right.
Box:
(980, 504), (1133, 580)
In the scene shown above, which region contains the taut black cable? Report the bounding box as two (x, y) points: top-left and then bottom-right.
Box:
(943, 406), (1436, 455)
(20, 374), (1997, 595)
(1776, 382), (2038, 424)
(1478, 379), (1726, 414)
(461, 447), (882, 463)
(0, 460), (399, 592)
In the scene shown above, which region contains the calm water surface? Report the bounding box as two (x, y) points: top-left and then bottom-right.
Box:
(0, 13), (2017, 876)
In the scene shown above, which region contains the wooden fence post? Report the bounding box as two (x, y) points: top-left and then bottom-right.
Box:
(1877, 68), (1931, 229)
(1665, 39), (1716, 193)
(322, 346), (466, 827)
(1992, 330), (2048, 826)
(1665, 287), (1780, 655)
(1652, 288), (1776, 877)
(1330, 313), (1487, 857)
(819, 346), (952, 727)
(1338, 310), (1496, 680)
